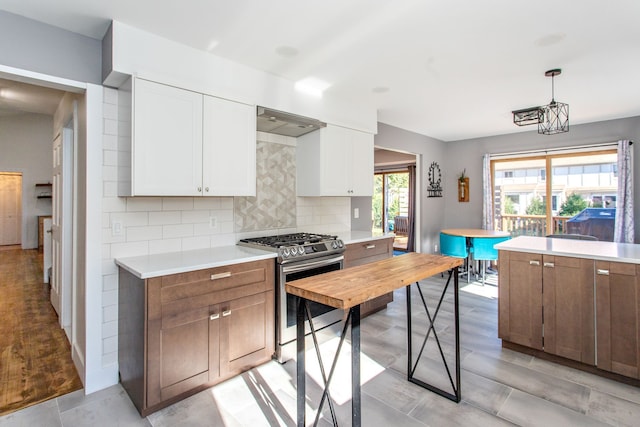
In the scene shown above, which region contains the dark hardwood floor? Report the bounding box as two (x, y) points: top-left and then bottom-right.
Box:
(0, 247), (82, 416)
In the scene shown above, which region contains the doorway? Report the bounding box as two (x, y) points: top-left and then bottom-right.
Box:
(0, 172), (22, 246)
(0, 76), (81, 414)
(373, 171), (409, 250)
(373, 148), (418, 252)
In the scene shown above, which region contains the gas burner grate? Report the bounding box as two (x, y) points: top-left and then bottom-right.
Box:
(240, 233), (337, 248)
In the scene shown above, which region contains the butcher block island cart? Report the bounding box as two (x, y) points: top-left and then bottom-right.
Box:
(116, 247), (277, 416)
(496, 236), (640, 384)
(286, 252), (463, 427)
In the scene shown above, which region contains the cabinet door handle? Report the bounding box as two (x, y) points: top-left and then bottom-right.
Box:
(197, 186), (202, 192)
(209, 313), (220, 320)
(365, 244), (376, 249)
(543, 262), (555, 268)
(597, 269), (610, 276)
(529, 260), (540, 266)
(210, 272), (232, 280)
(222, 310), (231, 317)
(205, 187), (209, 192)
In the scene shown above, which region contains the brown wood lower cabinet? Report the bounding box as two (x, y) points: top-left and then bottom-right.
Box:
(119, 258), (275, 416)
(595, 261), (640, 379)
(499, 250), (640, 381)
(542, 255), (594, 364)
(498, 250), (543, 350)
(344, 237), (394, 317)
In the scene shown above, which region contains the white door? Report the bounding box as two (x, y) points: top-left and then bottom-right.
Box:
(51, 126), (73, 332)
(51, 134), (62, 316)
(0, 172), (22, 246)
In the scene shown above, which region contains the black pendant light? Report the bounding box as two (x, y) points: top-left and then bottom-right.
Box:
(512, 68), (569, 135)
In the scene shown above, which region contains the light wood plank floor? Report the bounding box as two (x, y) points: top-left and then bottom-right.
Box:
(0, 248), (82, 417)
(2, 269), (640, 426)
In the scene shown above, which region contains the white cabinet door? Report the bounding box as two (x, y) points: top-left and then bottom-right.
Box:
(297, 125), (373, 196)
(347, 128), (374, 196)
(133, 79), (203, 196)
(203, 96), (256, 196)
(319, 126), (351, 196)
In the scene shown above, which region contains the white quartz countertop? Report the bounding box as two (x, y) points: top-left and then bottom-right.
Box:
(115, 246), (277, 279)
(334, 230), (395, 244)
(115, 231), (396, 279)
(495, 236), (640, 264)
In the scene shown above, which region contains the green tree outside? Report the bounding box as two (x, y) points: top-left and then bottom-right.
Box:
(559, 192), (588, 216)
(526, 196), (546, 215)
(503, 197), (516, 214)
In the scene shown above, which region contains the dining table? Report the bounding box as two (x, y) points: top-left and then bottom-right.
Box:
(440, 228), (511, 282)
(286, 252), (464, 427)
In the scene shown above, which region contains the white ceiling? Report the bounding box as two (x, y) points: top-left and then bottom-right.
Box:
(1, 0), (640, 141)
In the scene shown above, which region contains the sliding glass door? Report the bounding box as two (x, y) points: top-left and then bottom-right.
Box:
(372, 172), (409, 234)
(492, 150), (617, 241)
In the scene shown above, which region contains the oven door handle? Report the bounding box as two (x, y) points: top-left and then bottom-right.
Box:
(281, 255), (344, 274)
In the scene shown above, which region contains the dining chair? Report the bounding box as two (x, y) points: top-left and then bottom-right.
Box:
(439, 233), (470, 281)
(470, 236), (511, 285)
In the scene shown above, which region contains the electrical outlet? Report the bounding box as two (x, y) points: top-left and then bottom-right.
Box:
(354, 208), (359, 219)
(434, 244), (439, 254)
(112, 220), (123, 236)
(209, 216), (218, 229)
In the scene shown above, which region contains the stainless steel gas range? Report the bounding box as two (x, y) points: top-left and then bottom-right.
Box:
(238, 232), (345, 362)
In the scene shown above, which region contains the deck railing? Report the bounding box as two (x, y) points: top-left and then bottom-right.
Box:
(499, 214), (572, 237)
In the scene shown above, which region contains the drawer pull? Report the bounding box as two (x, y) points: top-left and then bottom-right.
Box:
(222, 310), (232, 317)
(529, 260), (540, 266)
(597, 269), (610, 276)
(210, 272), (232, 280)
(365, 244), (376, 249)
(543, 262), (555, 268)
(209, 313), (220, 320)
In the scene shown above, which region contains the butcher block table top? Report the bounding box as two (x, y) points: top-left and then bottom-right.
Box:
(285, 252), (463, 310)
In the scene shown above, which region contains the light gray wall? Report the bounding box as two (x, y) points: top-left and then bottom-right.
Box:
(0, 113), (53, 248)
(444, 116), (640, 243)
(0, 10), (102, 84)
(374, 123), (447, 253)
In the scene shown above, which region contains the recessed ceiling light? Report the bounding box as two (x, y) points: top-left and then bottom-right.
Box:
(372, 87), (389, 94)
(275, 46), (299, 58)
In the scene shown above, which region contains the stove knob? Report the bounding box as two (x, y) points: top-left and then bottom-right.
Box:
(297, 246), (305, 255)
(282, 248), (290, 258)
(337, 239), (344, 248)
(331, 241), (338, 249)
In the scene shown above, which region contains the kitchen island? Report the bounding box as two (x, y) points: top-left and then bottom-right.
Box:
(286, 252), (463, 427)
(496, 236), (640, 383)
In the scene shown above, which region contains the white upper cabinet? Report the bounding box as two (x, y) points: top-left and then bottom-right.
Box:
(203, 95), (256, 196)
(132, 78), (203, 196)
(296, 125), (374, 196)
(125, 78), (256, 197)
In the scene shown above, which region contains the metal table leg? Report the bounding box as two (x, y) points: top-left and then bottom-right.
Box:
(406, 267), (461, 403)
(297, 298), (306, 427)
(296, 296), (360, 427)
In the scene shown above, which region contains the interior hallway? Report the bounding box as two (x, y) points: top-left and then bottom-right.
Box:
(0, 247), (82, 417)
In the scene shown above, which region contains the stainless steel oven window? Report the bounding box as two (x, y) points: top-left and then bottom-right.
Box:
(277, 255), (344, 348)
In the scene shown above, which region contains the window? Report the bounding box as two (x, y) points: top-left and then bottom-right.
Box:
(492, 150), (618, 241)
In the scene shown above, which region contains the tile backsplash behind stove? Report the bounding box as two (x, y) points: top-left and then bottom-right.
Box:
(234, 132), (350, 234)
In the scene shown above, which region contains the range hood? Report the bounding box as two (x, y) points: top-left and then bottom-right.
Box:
(257, 106), (326, 137)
